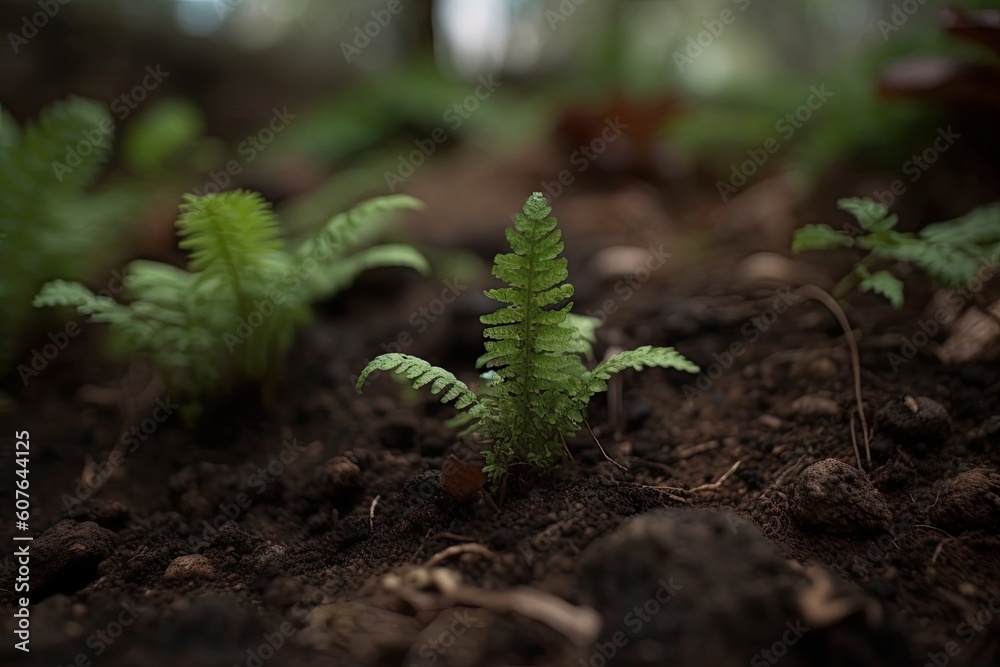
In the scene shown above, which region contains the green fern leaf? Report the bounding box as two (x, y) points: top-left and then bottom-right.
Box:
(357, 353), (479, 409)
(920, 205), (1000, 249)
(33, 280), (124, 318)
(586, 345), (700, 396)
(299, 243), (430, 300)
(295, 194), (424, 261)
(357, 192), (697, 482)
(177, 190), (286, 293)
(837, 197), (897, 232)
(855, 267), (904, 309)
(792, 224), (853, 253)
(1, 98), (133, 366)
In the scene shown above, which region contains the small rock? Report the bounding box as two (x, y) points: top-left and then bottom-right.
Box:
(932, 468), (1000, 531)
(65, 499), (130, 528)
(252, 543), (287, 573)
(788, 394), (841, 418)
(316, 456), (362, 497)
(31, 520), (117, 601)
(878, 396), (951, 444)
(579, 509), (804, 666)
(589, 245), (659, 281)
(758, 414), (783, 430)
(164, 554), (216, 583)
(790, 355), (839, 381)
(792, 459), (893, 534)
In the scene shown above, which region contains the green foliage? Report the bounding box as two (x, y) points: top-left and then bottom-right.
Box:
(855, 266), (905, 310)
(356, 354), (479, 410)
(357, 192), (698, 481)
(122, 98), (219, 176)
(35, 190), (428, 412)
(793, 197), (1000, 308)
(0, 98), (142, 367)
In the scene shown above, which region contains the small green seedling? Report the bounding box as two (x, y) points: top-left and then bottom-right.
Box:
(793, 197), (1000, 308)
(357, 192), (699, 481)
(1, 98), (143, 368)
(35, 189), (428, 416)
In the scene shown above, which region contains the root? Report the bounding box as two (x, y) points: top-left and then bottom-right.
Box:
(585, 420), (628, 471)
(795, 284), (870, 467)
(645, 460), (741, 497)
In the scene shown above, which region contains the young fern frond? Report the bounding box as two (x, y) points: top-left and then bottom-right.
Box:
(476, 193), (591, 470)
(585, 345), (700, 398)
(358, 192), (699, 482)
(178, 191), (286, 293)
(299, 243), (429, 301)
(294, 195), (429, 300)
(295, 194), (425, 261)
(356, 353), (479, 410)
(35, 189), (428, 410)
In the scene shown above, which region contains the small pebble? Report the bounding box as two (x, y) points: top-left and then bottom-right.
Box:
(164, 554), (216, 583)
(316, 456), (362, 496)
(792, 459), (893, 534)
(32, 520), (118, 599)
(932, 468), (1000, 531)
(790, 355), (839, 381)
(788, 394), (841, 418)
(877, 396), (951, 444)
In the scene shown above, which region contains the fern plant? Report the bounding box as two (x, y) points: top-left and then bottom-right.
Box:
(0, 97), (142, 367)
(35, 190), (429, 415)
(793, 197), (1000, 308)
(357, 192), (698, 481)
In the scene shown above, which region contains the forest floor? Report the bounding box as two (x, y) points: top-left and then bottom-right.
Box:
(2, 143), (999, 667)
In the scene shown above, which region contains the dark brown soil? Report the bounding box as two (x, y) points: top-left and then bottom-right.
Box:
(2, 175), (999, 667)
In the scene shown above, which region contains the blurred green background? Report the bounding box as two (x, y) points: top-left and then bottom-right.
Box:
(2, 0), (999, 374)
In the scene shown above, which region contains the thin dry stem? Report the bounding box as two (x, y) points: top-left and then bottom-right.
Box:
(796, 284), (871, 466)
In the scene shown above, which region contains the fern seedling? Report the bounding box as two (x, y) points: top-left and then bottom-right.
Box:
(793, 197), (1000, 308)
(34, 189), (429, 416)
(357, 192), (699, 482)
(0, 97), (145, 368)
